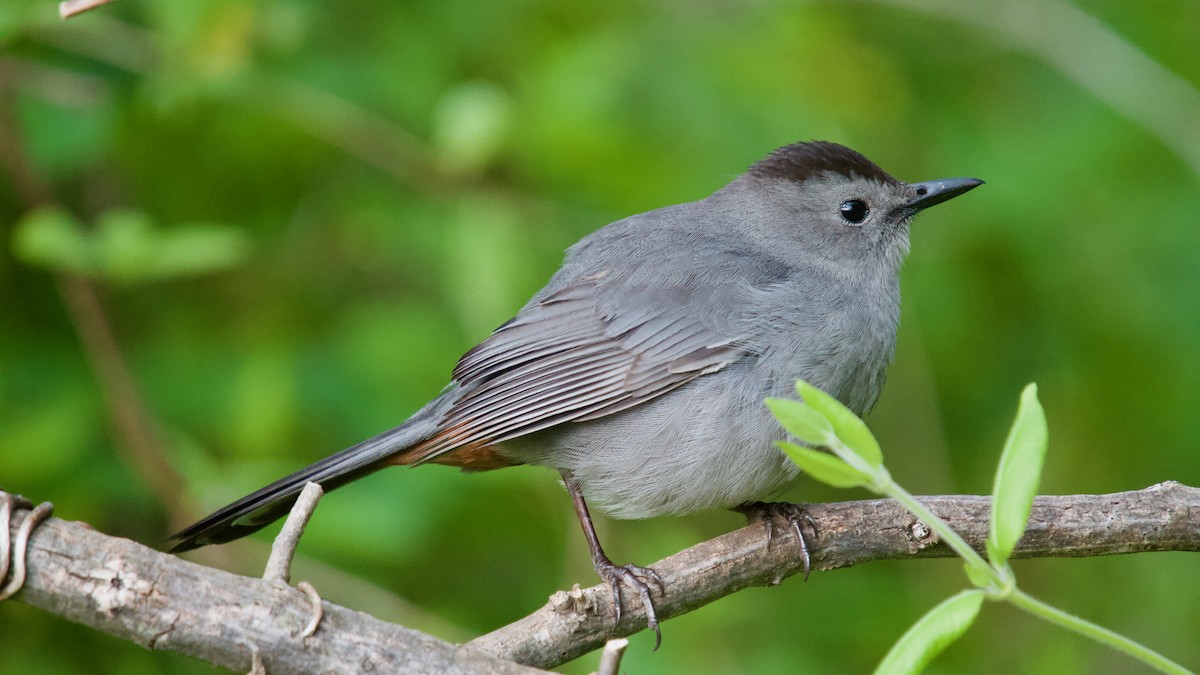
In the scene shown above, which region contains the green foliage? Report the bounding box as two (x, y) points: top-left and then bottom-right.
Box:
(13, 207), (250, 284)
(11, 208), (93, 276)
(776, 441), (867, 489)
(796, 380), (883, 467)
(765, 397), (835, 446)
(431, 81), (515, 176)
(875, 590), (986, 675)
(767, 395), (871, 487)
(774, 381), (1189, 674)
(987, 383), (1049, 566)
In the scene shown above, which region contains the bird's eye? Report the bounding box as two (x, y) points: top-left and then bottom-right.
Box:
(839, 199), (869, 224)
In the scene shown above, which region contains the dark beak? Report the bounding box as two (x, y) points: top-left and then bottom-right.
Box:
(901, 177), (984, 215)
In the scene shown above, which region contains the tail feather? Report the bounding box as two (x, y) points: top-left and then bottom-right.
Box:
(169, 407), (441, 552)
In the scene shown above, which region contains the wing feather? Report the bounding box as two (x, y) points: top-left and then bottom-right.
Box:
(407, 278), (747, 464)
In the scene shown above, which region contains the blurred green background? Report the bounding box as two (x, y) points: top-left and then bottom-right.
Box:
(2, 0), (1197, 672)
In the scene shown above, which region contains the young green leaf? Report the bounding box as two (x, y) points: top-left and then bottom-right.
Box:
(90, 210), (251, 284)
(777, 441), (867, 488)
(986, 383), (1049, 566)
(963, 560), (996, 590)
(795, 380), (883, 466)
(766, 397), (834, 446)
(11, 207), (93, 276)
(147, 223), (251, 280)
(94, 209), (158, 284)
(874, 589), (986, 675)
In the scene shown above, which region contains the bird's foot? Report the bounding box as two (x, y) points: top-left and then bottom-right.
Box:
(735, 501), (816, 581)
(594, 558), (665, 650)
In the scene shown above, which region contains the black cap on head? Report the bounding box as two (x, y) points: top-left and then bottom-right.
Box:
(749, 141), (900, 187)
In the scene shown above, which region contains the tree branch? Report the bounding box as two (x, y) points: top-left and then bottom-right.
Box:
(2, 493), (541, 674)
(468, 481), (1200, 668)
(4, 483), (1197, 672)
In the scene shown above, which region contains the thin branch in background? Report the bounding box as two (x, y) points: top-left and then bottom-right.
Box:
(55, 274), (189, 524)
(59, 0), (117, 20)
(18, 19), (562, 221)
(244, 77), (443, 195)
(0, 62), (54, 207)
(860, 0), (1200, 178)
(0, 66), (189, 528)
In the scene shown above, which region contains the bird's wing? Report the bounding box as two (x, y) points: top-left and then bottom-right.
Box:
(404, 275), (748, 463)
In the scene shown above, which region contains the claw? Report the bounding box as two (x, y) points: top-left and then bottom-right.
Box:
(597, 561), (663, 650)
(561, 470), (666, 648)
(736, 501), (816, 581)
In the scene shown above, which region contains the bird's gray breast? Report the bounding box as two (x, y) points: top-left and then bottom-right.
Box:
(749, 264), (901, 417)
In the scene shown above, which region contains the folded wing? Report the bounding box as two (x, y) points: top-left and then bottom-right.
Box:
(405, 277), (747, 463)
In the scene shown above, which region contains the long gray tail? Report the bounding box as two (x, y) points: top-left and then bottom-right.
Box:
(169, 401), (444, 553)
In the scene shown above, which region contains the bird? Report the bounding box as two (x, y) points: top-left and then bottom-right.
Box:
(169, 140), (983, 646)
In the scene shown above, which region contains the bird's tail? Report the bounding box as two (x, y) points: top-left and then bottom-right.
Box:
(169, 400), (446, 553)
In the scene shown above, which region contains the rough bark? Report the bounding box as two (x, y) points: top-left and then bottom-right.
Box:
(468, 482), (1199, 668)
(4, 483), (1197, 672)
(5, 508), (540, 674)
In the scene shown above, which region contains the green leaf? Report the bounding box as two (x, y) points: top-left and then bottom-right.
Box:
(147, 223), (252, 280)
(987, 383), (1049, 566)
(777, 441), (867, 488)
(431, 81), (514, 176)
(91, 210), (251, 284)
(796, 380), (883, 466)
(963, 560), (995, 589)
(94, 209), (158, 284)
(12, 208), (250, 284)
(766, 397), (834, 446)
(11, 207), (94, 275)
(875, 589), (986, 675)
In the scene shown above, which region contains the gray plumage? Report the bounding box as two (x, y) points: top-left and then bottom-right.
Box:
(484, 160), (911, 517)
(170, 141), (981, 552)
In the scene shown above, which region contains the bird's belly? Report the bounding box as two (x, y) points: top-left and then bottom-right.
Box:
(499, 364), (799, 519)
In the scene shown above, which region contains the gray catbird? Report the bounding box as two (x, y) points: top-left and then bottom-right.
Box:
(170, 140), (982, 644)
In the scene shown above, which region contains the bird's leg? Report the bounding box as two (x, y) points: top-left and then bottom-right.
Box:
(561, 470), (664, 649)
(734, 501), (816, 581)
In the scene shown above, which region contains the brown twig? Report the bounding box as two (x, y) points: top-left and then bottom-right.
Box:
(262, 482), (324, 585)
(261, 482), (326, 640)
(56, 274), (189, 522)
(597, 638), (629, 675)
(0, 495), (54, 600)
(0, 65), (189, 527)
